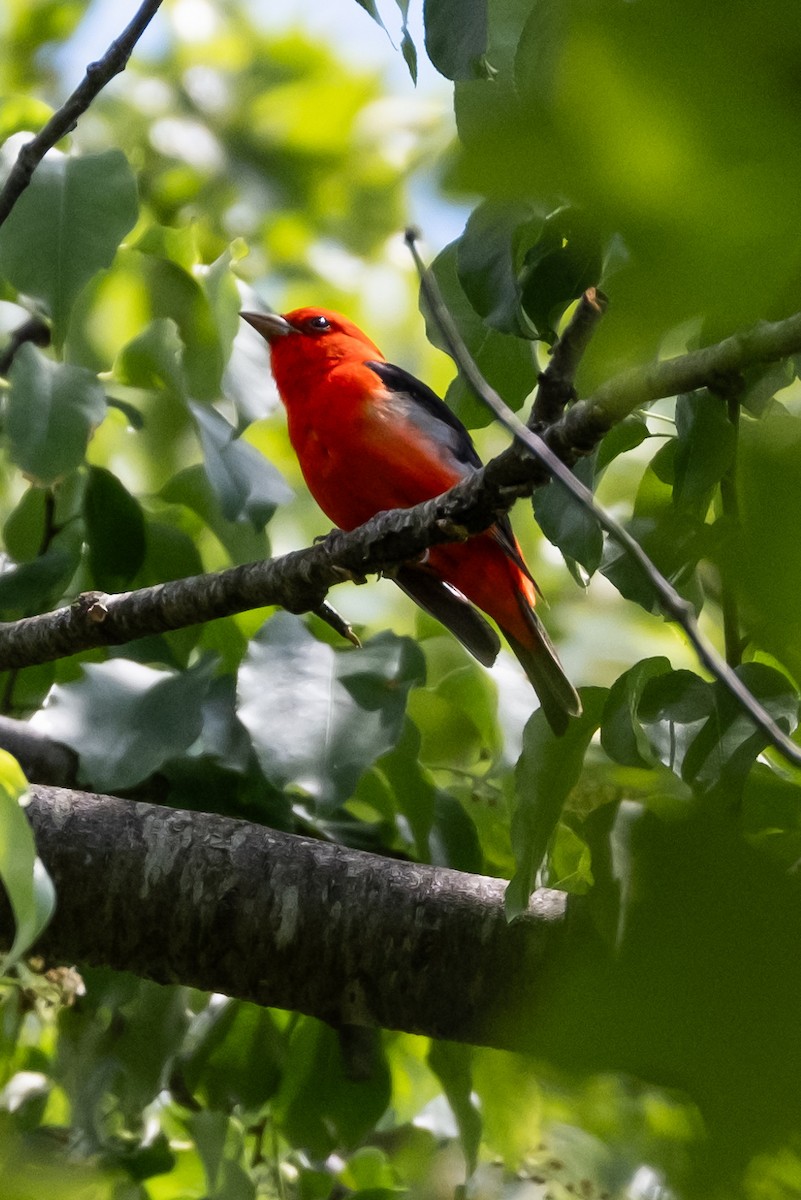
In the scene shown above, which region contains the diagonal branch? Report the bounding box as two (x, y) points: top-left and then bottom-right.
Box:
(406, 230), (801, 768)
(0, 0), (164, 228)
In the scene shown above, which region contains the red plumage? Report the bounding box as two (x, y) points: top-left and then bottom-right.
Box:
(241, 305), (581, 733)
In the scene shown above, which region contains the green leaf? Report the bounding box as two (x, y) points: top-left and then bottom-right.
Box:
(681, 663), (799, 798)
(7, 345), (106, 485)
(0, 149), (138, 347)
(3, 486), (48, 562)
(0, 535), (81, 617)
(190, 402), (292, 527)
(519, 207), (604, 341)
(506, 688), (606, 917)
(83, 466), (146, 591)
(178, 998), (284, 1114)
(637, 670), (714, 778)
(31, 658), (216, 791)
(0, 750), (55, 971)
(673, 392), (736, 512)
(595, 416), (650, 474)
(424, 242), (537, 429)
(424, 0), (488, 80)
(135, 246), (230, 402)
(161, 464), (270, 565)
(114, 317), (186, 398)
(237, 616), (425, 811)
(274, 1018), (391, 1157)
(456, 199), (540, 334)
(532, 457), (603, 574)
(427, 1041), (481, 1175)
(601, 657), (673, 768)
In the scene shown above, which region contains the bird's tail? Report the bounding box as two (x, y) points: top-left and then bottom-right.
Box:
(503, 606), (582, 736)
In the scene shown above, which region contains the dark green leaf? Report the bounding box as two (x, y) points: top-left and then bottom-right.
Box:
(637, 670), (714, 778)
(507, 687), (606, 917)
(424, 0), (488, 80)
(237, 617), (425, 811)
(83, 466), (146, 591)
(532, 456), (603, 573)
(456, 200), (540, 334)
(595, 416), (650, 474)
(275, 1018), (390, 1157)
(601, 657), (673, 767)
(673, 392), (736, 512)
(7, 345), (106, 485)
(681, 663), (798, 797)
(428, 1041), (481, 1174)
(519, 207), (604, 341)
(31, 657), (217, 791)
(0, 149), (138, 347)
(0, 539), (80, 617)
(424, 242), (537, 428)
(178, 998), (284, 1113)
(191, 402), (292, 527)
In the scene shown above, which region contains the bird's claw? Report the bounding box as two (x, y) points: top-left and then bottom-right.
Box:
(331, 564), (368, 585)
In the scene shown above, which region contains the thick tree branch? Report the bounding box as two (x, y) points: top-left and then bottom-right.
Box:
(0, 0), (164, 227)
(13, 780), (801, 1170)
(19, 785), (568, 1047)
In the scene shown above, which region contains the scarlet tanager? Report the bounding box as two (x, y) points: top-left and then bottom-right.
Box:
(241, 306), (581, 734)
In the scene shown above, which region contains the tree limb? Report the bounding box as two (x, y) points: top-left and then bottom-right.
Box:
(0, 0), (164, 228)
(19, 784), (568, 1047)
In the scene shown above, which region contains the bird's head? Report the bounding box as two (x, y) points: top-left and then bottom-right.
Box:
(240, 307), (384, 392)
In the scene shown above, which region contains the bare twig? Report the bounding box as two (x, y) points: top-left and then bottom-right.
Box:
(0, 0), (164, 228)
(532, 286), (609, 427)
(405, 229), (801, 770)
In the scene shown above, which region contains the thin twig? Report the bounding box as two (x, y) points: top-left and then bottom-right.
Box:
(405, 229), (801, 770)
(532, 287), (608, 427)
(0, 0), (164, 228)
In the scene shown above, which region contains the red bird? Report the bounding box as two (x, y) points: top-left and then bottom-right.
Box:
(241, 306), (581, 734)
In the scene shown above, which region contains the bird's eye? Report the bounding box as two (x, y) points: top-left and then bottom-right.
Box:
(307, 316), (331, 332)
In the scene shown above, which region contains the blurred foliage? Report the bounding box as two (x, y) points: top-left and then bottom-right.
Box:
(0, 0), (800, 1197)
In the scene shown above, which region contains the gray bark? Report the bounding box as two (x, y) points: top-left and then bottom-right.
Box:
(20, 785), (569, 1047)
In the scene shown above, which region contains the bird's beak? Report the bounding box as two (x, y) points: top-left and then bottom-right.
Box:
(239, 311), (294, 341)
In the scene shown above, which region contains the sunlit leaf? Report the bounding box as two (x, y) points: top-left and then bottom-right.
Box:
(190, 402), (292, 528)
(7, 345), (106, 485)
(0, 149), (137, 347)
(0, 750), (55, 971)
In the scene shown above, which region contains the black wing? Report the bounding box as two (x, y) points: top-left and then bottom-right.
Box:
(367, 359), (536, 586)
(365, 360), (481, 471)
